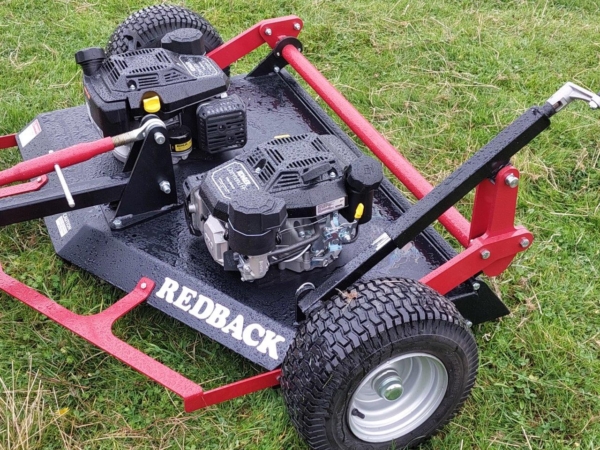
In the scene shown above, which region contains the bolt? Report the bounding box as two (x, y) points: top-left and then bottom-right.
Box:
(159, 181), (171, 194)
(472, 281), (481, 291)
(351, 408), (365, 419)
(298, 230), (306, 238)
(36, 177), (43, 183)
(329, 171), (336, 178)
(293, 22), (301, 31)
(323, 259), (329, 267)
(481, 249), (491, 260)
(520, 238), (530, 248)
(505, 173), (519, 188)
(140, 282), (147, 289)
(129, 83), (136, 91)
(465, 320), (473, 328)
(255, 167), (262, 173)
(264, 28), (272, 36)
(154, 132), (166, 145)
(112, 219), (123, 229)
(273, 66), (280, 73)
(275, 52), (280, 57)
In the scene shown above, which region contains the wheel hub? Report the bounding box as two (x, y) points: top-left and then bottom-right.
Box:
(373, 369), (404, 401)
(347, 353), (449, 443)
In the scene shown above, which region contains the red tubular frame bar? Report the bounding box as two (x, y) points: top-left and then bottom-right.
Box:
(0, 268), (280, 412)
(0, 16), (534, 412)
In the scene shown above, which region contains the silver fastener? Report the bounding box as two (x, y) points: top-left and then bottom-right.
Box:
(293, 23), (301, 31)
(264, 28), (272, 36)
(274, 66), (280, 73)
(329, 172), (336, 178)
(36, 177), (43, 183)
(481, 250), (491, 260)
(299, 230), (306, 238)
(112, 219), (123, 229)
(275, 52), (280, 57)
(465, 320), (473, 328)
(520, 238), (530, 248)
(505, 174), (519, 188)
(154, 132), (166, 145)
(472, 282), (481, 291)
(140, 282), (147, 289)
(159, 181), (171, 194)
(373, 369), (404, 402)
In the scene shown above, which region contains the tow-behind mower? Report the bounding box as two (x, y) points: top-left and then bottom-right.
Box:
(0, 4), (598, 449)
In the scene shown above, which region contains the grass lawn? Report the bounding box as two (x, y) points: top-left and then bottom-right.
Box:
(1, 0), (599, 449)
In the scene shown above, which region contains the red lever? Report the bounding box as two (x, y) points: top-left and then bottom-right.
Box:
(0, 137), (115, 186)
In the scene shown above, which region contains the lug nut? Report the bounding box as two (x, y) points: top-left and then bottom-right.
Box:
(505, 174), (519, 188)
(159, 181), (171, 194)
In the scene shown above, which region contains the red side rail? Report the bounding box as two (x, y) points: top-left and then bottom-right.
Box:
(0, 133), (17, 149)
(0, 268), (280, 412)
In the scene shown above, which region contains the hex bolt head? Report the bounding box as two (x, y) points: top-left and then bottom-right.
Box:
(298, 230), (306, 238)
(140, 282), (147, 289)
(329, 171), (336, 178)
(159, 181), (171, 194)
(481, 249), (491, 260)
(293, 22), (301, 31)
(154, 132), (166, 145)
(112, 219), (123, 229)
(472, 281), (481, 291)
(505, 174), (519, 188)
(465, 320), (473, 328)
(520, 238), (531, 248)
(273, 66), (280, 73)
(264, 28), (272, 36)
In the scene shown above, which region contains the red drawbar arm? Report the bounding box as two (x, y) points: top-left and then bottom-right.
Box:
(0, 137), (115, 186)
(281, 45), (471, 248)
(0, 267), (280, 412)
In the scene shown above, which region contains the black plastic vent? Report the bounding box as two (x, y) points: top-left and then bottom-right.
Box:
(271, 173), (302, 192)
(287, 155), (328, 169)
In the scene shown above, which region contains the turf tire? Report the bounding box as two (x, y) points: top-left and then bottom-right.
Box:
(106, 4), (225, 67)
(281, 277), (478, 449)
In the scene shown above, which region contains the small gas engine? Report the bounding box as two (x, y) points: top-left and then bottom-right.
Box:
(183, 133), (383, 281)
(75, 28), (247, 163)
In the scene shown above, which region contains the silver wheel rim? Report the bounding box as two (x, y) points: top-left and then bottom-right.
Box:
(347, 353), (448, 443)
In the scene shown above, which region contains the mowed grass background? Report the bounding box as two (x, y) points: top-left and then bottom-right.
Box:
(0, 0), (599, 448)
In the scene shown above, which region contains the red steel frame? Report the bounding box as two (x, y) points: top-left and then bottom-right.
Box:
(0, 16), (533, 411)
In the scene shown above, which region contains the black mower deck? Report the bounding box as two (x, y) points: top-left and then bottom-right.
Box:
(14, 71), (505, 370)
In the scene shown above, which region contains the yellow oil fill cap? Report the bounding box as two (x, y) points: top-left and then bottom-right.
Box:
(143, 96), (161, 113)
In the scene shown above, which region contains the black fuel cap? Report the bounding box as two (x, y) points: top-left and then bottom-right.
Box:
(161, 28), (206, 55)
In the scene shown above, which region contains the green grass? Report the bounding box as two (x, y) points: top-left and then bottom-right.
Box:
(1, 0), (600, 448)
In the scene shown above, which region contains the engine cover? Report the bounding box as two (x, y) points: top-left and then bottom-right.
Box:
(183, 133), (383, 281)
(81, 47), (228, 138)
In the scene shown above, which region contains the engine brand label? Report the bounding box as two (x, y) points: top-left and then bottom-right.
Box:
(179, 56), (219, 79)
(316, 196), (346, 215)
(155, 277), (286, 360)
(211, 161), (260, 199)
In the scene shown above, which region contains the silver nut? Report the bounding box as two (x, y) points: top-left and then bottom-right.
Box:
(264, 28), (272, 36)
(159, 180), (171, 194)
(505, 174), (519, 188)
(140, 282), (147, 289)
(481, 250), (491, 260)
(298, 230), (306, 238)
(465, 320), (473, 328)
(329, 171), (336, 178)
(154, 132), (166, 145)
(275, 52), (280, 57)
(273, 66), (280, 73)
(293, 22), (301, 31)
(112, 219), (123, 229)
(472, 282), (481, 291)
(520, 238), (530, 248)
